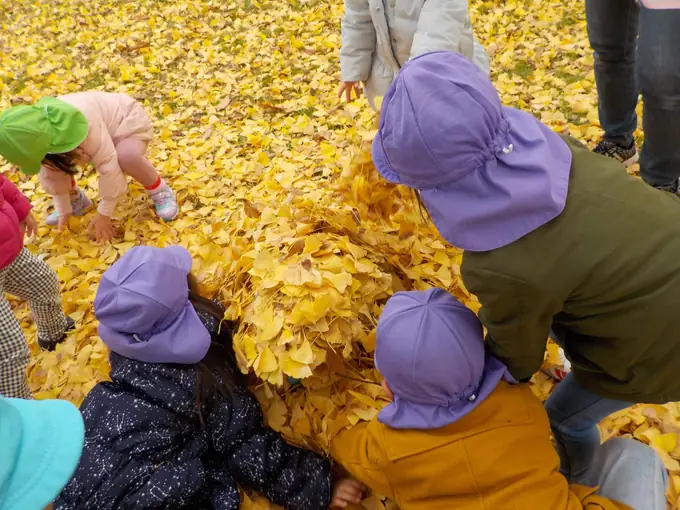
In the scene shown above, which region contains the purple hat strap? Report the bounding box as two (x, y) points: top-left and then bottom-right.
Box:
(480, 117), (513, 165)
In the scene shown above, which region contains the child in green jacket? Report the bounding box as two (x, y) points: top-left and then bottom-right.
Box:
(371, 50), (680, 483)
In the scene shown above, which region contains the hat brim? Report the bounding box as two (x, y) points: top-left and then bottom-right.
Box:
(164, 245), (193, 274)
(2, 398), (84, 509)
(19, 162), (42, 176)
(371, 130), (403, 185)
(99, 299), (211, 364)
(378, 354), (515, 429)
(418, 108), (572, 251)
(0, 124), (47, 176)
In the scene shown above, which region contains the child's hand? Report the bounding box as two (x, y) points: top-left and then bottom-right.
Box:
(58, 213), (73, 232)
(20, 212), (39, 238)
(330, 478), (365, 508)
(87, 213), (115, 242)
(338, 82), (362, 102)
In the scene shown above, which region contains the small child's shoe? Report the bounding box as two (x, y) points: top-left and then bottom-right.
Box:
(38, 316), (76, 351)
(150, 183), (179, 221)
(45, 188), (92, 226)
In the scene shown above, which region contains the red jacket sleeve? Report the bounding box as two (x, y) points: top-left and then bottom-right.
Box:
(0, 175), (32, 222)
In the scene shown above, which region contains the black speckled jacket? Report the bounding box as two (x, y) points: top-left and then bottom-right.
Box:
(55, 318), (332, 509)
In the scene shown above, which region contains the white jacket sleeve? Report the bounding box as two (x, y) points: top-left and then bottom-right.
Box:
(340, 0), (376, 82)
(410, 0), (475, 62)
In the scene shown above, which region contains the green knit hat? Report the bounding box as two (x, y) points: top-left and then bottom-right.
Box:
(0, 97), (88, 175)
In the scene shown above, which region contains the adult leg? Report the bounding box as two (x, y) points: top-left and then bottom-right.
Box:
(585, 0), (639, 147)
(0, 267), (32, 399)
(116, 137), (178, 220)
(586, 438), (666, 510)
(545, 373), (631, 483)
(2, 248), (67, 344)
(637, 6), (680, 187)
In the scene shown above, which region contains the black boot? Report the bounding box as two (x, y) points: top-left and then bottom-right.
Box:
(38, 316), (76, 351)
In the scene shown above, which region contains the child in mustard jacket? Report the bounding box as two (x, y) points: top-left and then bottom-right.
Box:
(331, 288), (665, 510)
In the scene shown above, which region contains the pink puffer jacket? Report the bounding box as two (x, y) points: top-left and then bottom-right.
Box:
(0, 175), (31, 269)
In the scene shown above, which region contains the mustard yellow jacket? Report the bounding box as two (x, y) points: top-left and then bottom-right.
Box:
(331, 383), (630, 510)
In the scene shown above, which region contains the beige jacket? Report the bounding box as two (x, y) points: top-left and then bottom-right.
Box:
(38, 92), (153, 217)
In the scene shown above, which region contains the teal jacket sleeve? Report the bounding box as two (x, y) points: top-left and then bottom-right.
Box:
(463, 267), (563, 381)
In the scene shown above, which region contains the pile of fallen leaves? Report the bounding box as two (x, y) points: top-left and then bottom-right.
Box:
(229, 130), (475, 454)
(1, 0), (678, 507)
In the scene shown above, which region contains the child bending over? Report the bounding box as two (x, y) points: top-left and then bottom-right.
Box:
(0, 93), (179, 242)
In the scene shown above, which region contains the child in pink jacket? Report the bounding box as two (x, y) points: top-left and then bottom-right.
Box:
(0, 174), (74, 398)
(0, 93), (179, 242)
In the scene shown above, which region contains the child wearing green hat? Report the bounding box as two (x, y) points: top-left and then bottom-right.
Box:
(0, 395), (84, 510)
(0, 93), (179, 242)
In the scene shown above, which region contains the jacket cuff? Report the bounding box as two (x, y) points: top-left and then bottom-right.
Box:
(53, 194), (73, 216)
(97, 198), (117, 217)
(341, 72), (363, 83)
(340, 56), (371, 83)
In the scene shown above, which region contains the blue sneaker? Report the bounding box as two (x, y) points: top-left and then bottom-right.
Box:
(45, 188), (92, 226)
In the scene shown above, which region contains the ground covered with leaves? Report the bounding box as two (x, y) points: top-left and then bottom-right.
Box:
(1, 0), (678, 507)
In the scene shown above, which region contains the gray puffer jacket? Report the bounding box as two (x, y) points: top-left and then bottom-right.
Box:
(340, 0), (490, 110)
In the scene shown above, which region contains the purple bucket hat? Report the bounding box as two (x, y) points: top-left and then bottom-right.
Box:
(372, 51), (572, 252)
(375, 288), (515, 430)
(94, 245), (211, 364)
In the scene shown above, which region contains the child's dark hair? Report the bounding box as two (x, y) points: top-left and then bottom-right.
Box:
(42, 151), (79, 175)
(187, 274), (248, 425)
(412, 189), (432, 223)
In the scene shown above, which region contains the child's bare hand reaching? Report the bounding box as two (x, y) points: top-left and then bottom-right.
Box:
(57, 213), (72, 232)
(87, 213), (116, 242)
(338, 82), (363, 102)
(330, 478), (365, 508)
(20, 212), (38, 238)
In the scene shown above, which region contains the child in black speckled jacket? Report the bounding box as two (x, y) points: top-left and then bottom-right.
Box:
(55, 245), (363, 510)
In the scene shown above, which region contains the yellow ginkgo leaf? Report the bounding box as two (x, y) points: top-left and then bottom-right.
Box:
(241, 335), (258, 365)
(256, 347), (278, 374)
(280, 356), (313, 380)
(291, 340), (314, 365)
(652, 433), (678, 453)
(303, 235), (323, 254)
(322, 271), (353, 293)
